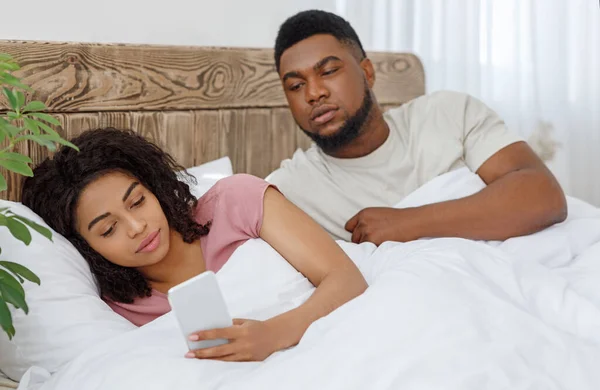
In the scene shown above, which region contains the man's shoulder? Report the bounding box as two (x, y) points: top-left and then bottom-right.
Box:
(384, 90), (474, 137)
(266, 146), (324, 186)
(387, 90), (472, 117)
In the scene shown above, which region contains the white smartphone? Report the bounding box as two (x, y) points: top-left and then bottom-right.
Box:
(168, 271), (233, 351)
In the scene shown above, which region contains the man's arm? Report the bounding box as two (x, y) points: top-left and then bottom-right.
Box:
(345, 141), (567, 245)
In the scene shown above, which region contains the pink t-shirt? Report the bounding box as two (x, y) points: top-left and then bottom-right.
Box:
(107, 174), (274, 326)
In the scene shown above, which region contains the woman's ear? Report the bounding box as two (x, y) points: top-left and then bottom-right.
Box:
(361, 58), (376, 89)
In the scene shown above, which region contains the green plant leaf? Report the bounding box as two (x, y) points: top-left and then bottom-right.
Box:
(48, 135), (79, 151)
(0, 125), (8, 143)
(16, 91), (25, 111)
(0, 269), (25, 292)
(0, 264), (24, 283)
(0, 281), (28, 313)
(0, 117), (20, 138)
(22, 101), (46, 113)
(0, 174), (6, 192)
(0, 119), (7, 139)
(0, 62), (19, 72)
(0, 53), (14, 61)
(0, 298), (15, 340)
(0, 159), (33, 177)
(14, 134), (57, 152)
(2, 87), (17, 111)
(0, 262), (40, 285)
(6, 112), (20, 120)
(0, 152), (32, 163)
(4, 123), (21, 137)
(10, 214), (52, 241)
(37, 133), (78, 150)
(33, 120), (60, 138)
(27, 112), (60, 126)
(0, 217), (32, 245)
(1, 74), (30, 91)
(23, 117), (40, 135)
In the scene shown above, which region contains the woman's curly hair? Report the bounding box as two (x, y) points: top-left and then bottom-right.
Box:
(21, 128), (210, 304)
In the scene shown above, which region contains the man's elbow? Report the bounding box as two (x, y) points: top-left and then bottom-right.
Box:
(542, 180), (568, 226)
(550, 195), (568, 225)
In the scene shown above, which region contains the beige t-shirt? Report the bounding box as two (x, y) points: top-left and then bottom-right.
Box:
(266, 91), (523, 241)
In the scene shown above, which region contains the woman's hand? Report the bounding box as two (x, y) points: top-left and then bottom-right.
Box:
(185, 319), (280, 362)
(186, 187), (368, 362)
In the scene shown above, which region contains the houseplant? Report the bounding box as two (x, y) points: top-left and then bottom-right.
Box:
(0, 52), (78, 339)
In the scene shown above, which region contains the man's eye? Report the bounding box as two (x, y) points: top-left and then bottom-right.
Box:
(289, 83), (304, 91)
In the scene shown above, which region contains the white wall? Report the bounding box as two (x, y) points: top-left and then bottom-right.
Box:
(1, 0), (337, 48)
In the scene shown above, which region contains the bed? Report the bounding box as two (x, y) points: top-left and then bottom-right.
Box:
(0, 40), (424, 389)
(2, 41), (600, 390)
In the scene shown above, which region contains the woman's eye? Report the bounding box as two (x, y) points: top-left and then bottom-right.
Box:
(102, 224), (116, 238)
(132, 196), (145, 207)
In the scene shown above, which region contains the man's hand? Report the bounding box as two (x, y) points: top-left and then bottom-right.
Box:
(186, 319), (279, 362)
(346, 142), (567, 246)
(345, 207), (420, 245)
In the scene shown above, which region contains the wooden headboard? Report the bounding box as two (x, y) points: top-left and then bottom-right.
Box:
(0, 41), (425, 201)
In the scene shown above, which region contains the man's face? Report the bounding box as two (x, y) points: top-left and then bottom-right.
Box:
(279, 34), (374, 153)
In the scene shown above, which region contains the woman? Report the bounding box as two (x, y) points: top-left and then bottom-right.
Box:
(21, 128), (367, 362)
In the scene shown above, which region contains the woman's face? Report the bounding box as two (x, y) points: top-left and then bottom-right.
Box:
(75, 171), (171, 269)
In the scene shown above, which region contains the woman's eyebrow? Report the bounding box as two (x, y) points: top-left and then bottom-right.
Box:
(88, 212), (110, 231)
(122, 182), (140, 202)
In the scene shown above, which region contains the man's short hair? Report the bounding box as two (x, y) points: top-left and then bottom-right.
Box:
(274, 9), (367, 72)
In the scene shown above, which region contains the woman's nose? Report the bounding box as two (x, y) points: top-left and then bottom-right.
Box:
(127, 216), (147, 239)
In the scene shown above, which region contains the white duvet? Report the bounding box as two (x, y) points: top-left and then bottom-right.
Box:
(19, 168), (600, 390)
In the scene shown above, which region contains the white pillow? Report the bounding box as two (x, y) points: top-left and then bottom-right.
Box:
(182, 157), (233, 198)
(0, 156), (234, 381)
(0, 201), (135, 381)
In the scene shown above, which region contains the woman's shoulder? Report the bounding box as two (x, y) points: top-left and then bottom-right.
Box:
(199, 174), (271, 204)
(213, 173), (269, 192)
(195, 174), (276, 235)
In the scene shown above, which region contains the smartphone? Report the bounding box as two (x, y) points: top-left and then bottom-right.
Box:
(168, 271), (233, 351)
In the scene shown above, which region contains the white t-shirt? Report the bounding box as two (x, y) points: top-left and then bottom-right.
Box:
(266, 91), (524, 241)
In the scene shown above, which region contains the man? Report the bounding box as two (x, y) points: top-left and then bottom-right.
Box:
(266, 10), (567, 245)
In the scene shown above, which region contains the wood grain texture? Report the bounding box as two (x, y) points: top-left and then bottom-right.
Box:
(270, 108), (299, 170)
(1, 108), (338, 200)
(0, 40), (425, 112)
(193, 111), (222, 165)
(220, 110), (248, 176)
(0, 105), (410, 200)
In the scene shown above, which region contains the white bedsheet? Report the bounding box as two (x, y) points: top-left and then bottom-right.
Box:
(18, 168), (600, 390)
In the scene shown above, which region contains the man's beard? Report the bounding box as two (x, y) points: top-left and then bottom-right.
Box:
(300, 85), (373, 154)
